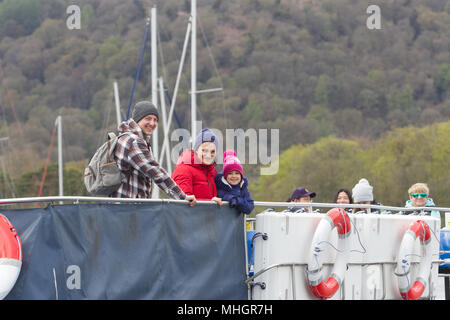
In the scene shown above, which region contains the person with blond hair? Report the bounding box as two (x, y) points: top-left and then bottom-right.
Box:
(402, 183), (440, 218)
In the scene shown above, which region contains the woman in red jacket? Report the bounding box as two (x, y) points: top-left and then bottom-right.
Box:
(172, 128), (222, 204)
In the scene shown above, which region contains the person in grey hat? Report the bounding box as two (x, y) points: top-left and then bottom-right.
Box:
(110, 101), (196, 206)
(352, 178), (373, 204)
(131, 101), (160, 137)
(351, 178), (387, 214)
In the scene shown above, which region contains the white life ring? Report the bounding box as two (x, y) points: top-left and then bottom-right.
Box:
(0, 214), (22, 300)
(306, 208), (351, 299)
(395, 219), (432, 300)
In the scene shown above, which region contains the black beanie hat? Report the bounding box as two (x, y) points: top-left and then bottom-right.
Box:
(131, 101), (159, 123)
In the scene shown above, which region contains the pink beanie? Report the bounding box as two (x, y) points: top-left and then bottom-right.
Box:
(223, 150), (243, 178)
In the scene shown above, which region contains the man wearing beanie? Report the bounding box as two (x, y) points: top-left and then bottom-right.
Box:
(172, 128), (222, 205)
(110, 100), (196, 206)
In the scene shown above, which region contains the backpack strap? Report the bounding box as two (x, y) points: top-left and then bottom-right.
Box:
(111, 132), (133, 182)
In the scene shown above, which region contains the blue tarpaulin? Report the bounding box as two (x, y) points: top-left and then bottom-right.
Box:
(2, 202), (248, 300)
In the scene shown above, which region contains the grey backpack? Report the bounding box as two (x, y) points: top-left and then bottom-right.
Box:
(84, 132), (128, 196)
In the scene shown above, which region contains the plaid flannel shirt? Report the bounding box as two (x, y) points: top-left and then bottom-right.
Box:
(110, 119), (186, 199)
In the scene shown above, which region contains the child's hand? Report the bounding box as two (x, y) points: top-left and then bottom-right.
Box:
(211, 197), (223, 206)
(229, 197), (237, 208)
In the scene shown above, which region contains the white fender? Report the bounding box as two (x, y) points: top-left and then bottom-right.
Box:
(0, 214), (22, 300)
(395, 220), (432, 300)
(306, 208), (351, 299)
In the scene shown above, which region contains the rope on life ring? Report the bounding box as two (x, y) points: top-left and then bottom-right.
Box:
(0, 214), (22, 300)
(395, 219), (432, 300)
(306, 208), (351, 299)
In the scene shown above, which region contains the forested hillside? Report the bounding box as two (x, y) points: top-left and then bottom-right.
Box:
(0, 0), (449, 202)
(251, 121), (450, 209)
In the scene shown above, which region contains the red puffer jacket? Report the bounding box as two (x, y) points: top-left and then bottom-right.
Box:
(172, 149), (217, 200)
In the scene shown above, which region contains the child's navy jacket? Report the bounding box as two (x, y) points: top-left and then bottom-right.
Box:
(214, 173), (254, 215)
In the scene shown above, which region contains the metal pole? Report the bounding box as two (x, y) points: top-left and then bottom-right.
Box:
(158, 77), (172, 174)
(159, 18), (191, 158)
(113, 81), (121, 127)
(445, 276), (450, 300)
(56, 116), (63, 200)
(151, 7), (159, 199)
(191, 0), (197, 143)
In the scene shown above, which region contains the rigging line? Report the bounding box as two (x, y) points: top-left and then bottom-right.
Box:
(0, 65), (39, 185)
(157, 19), (190, 130)
(197, 15), (228, 128)
(157, 21), (183, 129)
(96, 88), (114, 149)
(157, 24), (169, 89)
(36, 122), (57, 206)
(197, 15), (224, 89)
(126, 19), (150, 120)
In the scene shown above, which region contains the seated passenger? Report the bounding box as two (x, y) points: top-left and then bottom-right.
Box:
(401, 183), (440, 218)
(334, 188), (353, 214)
(285, 187), (318, 213)
(351, 178), (388, 214)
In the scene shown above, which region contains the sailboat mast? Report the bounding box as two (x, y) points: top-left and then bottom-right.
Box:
(113, 81), (121, 127)
(151, 7), (160, 199)
(56, 115), (63, 198)
(191, 0), (197, 141)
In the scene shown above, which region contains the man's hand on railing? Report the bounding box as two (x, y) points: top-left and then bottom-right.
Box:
(186, 195), (197, 207)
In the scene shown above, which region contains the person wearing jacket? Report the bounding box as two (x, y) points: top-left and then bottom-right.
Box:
(214, 150), (254, 215)
(110, 101), (196, 206)
(401, 183), (440, 218)
(172, 128), (222, 204)
(334, 188), (353, 214)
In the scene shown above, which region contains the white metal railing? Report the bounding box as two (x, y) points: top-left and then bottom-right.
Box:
(0, 197), (448, 277)
(0, 196), (217, 205)
(0, 196), (449, 213)
(253, 201), (450, 214)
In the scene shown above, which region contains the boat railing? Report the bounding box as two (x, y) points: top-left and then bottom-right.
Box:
(0, 196), (448, 213)
(0, 196), (448, 270)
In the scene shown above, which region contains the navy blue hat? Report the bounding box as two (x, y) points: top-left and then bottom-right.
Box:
(290, 187), (316, 201)
(193, 128), (218, 151)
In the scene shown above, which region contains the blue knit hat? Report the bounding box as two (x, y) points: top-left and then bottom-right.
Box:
(193, 128), (218, 152)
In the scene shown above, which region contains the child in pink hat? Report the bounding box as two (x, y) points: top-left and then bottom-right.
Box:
(214, 150), (254, 214)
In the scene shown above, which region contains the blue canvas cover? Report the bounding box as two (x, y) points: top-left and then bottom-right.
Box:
(2, 202), (248, 300)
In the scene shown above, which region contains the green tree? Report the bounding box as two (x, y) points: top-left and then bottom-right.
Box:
(15, 162), (87, 198)
(367, 122), (450, 210)
(251, 136), (365, 207)
(436, 63), (450, 99)
(0, 0), (42, 36)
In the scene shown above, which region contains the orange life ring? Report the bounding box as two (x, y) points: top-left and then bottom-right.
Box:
(0, 214), (22, 300)
(395, 219), (432, 300)
(306, 208), (351, 299)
